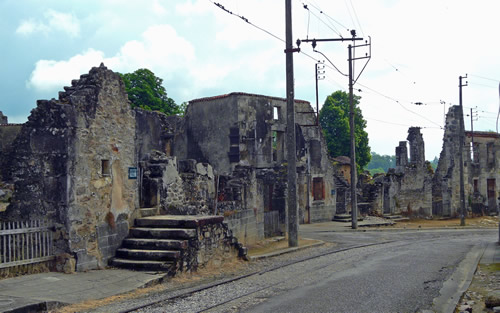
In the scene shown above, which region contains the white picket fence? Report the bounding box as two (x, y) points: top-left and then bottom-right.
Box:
(0, 220), (55, 268)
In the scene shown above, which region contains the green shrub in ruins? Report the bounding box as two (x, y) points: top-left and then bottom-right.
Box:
(319, 90), (371, 171)
(119, 68), (183, 116)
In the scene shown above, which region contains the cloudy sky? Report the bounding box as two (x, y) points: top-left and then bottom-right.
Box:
(1, 0), (499, 160)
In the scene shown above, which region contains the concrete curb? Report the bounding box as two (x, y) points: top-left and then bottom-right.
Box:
(432, 243), (487, 313)
(249, 240), (325, 261)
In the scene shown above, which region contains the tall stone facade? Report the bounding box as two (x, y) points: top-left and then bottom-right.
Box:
(432, 105), (465, 217)
(465, 131), (499, 215)
(372, 127), (433, 216)
(1, 64), (138, 270)
(178, 93), (337, 240)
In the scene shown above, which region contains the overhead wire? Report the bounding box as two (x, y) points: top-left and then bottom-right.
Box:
(348, 0), (365, 37)
(303, 0), (349, 32)
(301, 3), (343, 37)
(357, 82), (443, 129)
(469, 74), (499, 82)
(208, 0), (447, 130)
(343, 0), (357, 34)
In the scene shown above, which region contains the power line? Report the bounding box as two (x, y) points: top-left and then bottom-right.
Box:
(301, 3), (342, 37)
(208, 0), (347, 78)
(357, 82), (443, 129)
(302, 0), (349, 31)
(343, 0), (357, 35)
(469, 73), (499, 82)
(313, 49), (347, 76)
(348, 0), (365, 37)
(366, 117), (441, 129)
(208, 1), (285, 43)
(207, 0), (442, 131)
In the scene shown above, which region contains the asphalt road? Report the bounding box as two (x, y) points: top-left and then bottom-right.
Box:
(135, 228), (495, 313)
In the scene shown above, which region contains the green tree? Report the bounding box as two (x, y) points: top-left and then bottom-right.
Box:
(319, 90), (371, 170)
(430, 156), (439, 170)
(119, 68), (182, 115)
(366, 152), (396, 172)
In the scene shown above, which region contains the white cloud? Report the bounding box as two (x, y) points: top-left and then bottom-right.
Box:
(16, 10), (80, 38)
(28, 49), (106, 91)
(27, 24), (196, 92)
(16, 20), (48, 35)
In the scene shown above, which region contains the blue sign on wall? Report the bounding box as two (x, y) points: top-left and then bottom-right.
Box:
(128, 167), (138, 179)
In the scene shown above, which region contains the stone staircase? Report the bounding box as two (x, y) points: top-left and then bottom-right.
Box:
(332, 213), (363, 222)
(110, 214), (226, 273)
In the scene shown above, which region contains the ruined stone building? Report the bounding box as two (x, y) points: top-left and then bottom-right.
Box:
(465, 130), (499, 215)
(177, 93), (337, 229)
(368, 127), (433, 216)
(366, 105), (499, 219)
(432, 105), (499, 217)
(0, 65), (337, 272)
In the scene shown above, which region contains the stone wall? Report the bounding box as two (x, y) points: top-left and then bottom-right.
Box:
(0, 124), (22, 180)
(465, 131), (499, 215)
(372, 127), (433, 217)
(1, 64), (139, 271)
(135, 109), (183, 161)
(0, 111), (7, 124)
(223, 209), (261, 246)
(180, 221), (245, 273)
(432, 105), (464, 217)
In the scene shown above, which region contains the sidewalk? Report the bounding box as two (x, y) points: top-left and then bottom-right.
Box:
(0, 269), (167, 312)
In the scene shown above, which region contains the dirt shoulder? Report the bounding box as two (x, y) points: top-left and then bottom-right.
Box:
(456, 263), (500, 313)
(384, 216), (499, 229)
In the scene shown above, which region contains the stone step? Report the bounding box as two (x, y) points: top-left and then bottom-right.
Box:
(333, 214), (351, 219)
(130, 227), (197, 239)
(110, 258), (175, 272)
(139, 208), (158, 217)
(123, 238), (188, 250)
(135, 215), (224, 228)
(116, 248), (180, 261)
(383, 215), (403, 220)
(333, 214), (364, 222)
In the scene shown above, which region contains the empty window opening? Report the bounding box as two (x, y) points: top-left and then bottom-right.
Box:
(313, 177), (325, 201)
(101, 160), (111, 176)
(487, 143), (494, 165)
(473, 179), (479, 193)
(273, 106), (281, 121)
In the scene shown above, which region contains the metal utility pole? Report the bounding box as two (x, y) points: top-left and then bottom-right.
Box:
(470, 108), (475, 162)
(298, 31), (370, 230)
(348, 43), (358, 229)
(459, 74), (468, 226)
(285, 0), (298, 247)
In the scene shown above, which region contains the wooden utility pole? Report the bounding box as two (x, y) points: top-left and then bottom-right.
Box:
(285, 0), (298, 247)
(459, 74), (468, 226)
